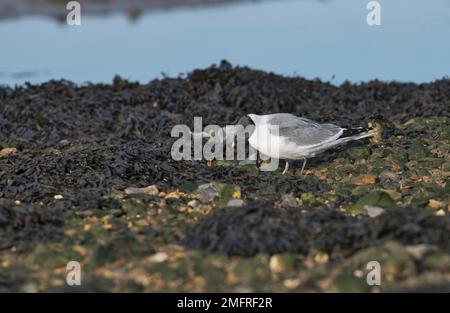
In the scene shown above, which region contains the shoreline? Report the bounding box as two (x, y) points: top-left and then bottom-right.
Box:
(0, 0), (272, 20)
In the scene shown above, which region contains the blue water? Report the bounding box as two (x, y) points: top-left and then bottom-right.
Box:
(1, 0), (450, 86)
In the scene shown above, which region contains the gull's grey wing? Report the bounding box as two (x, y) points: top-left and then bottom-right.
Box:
(267, 114), (343, 146)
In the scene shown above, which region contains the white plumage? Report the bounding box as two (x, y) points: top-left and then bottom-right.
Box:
(246, 113), (378, 174)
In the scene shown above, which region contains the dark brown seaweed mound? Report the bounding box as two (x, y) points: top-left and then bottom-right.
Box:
(182, 204), (450, 256)
(0, 199), (62, 250)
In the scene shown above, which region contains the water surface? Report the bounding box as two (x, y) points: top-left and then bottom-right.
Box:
(1, 0), (450, 86)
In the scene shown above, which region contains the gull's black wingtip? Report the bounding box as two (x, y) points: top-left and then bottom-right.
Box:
(340, 127), (370, 139)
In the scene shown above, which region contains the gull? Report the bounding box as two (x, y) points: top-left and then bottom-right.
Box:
(232, 113), (379, 175)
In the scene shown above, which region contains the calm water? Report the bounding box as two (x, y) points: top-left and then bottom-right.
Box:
(1, 0), (450, 86)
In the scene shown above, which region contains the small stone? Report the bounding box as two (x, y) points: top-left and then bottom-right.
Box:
(283, 278), (301, 289)
(147, 252), (169, 263)
(364, 205), (385, 218)
(351, 191), (395, 215)
(227, 199), (245, 207)
(0, 147), (17, 157)
(377, 189), (402, 202)
(187, 199), (200, 208)
(196, 183), (219, 203)
(125, 185), (159, 196)
(269, 254), (295, 274)
(280, 193), (298, 207)
(405, 244), (433, 259)
(347, 146), (370, 160)
(313, 252), (329, 264)
(64, 229), (77, 237)
(428, 199), (445, 210)
(353, 270), (364, 278)
(165, 192), (180, 200)
(300, 192), (318, 206)
(353, 174), (376, 186)
(435, 209), (446, 216)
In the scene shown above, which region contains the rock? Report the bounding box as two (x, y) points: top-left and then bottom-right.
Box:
(269, 254), (295, 274)
(405, 244), (434, 260)
(187, 199), (200, 208)
(280, 193), (298, 207)
(347, 146), (370, 160)
(435, 209), (446, 216)
(364, 205), (385, 218)
(351, 191), (395, 215)
(376, 189), (402, 202)
(164, 192), (180, 200)
(428, 199), (445, 210)
(283, 278), (301, 290)
(125, 185), (159, 196)
(195, 183), (220, 203)
(147, 252), (169, 263)
(227, 199), (245, 207)
(352, 174), (376, 186)
(0, 147), (17, 157)
(300, 192), (319, 206)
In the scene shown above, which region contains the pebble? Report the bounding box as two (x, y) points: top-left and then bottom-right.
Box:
(227, 199), (245, 207)
(147, 252), (169, 263)
(196, 183), (219, 202)
(280, 193), (298, 207)
(364, 205), (385, 218)
(125, 185), (159, 196)
(269, 254), (294, 274)
(405, 244), (433, 259)
(0, 147), (17, 157)
(428, 199), (445, 210)
(187, 199), (200, 208)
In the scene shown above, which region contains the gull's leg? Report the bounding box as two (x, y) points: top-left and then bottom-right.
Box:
(299, 158), (307, 176)
(282, 160), (289, 175)
(256, 152), (262, 169)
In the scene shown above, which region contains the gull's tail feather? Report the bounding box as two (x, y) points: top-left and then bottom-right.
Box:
(335, 129), (379, 145)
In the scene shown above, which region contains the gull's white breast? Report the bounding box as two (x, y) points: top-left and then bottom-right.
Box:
(248, 123), (304, 159)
